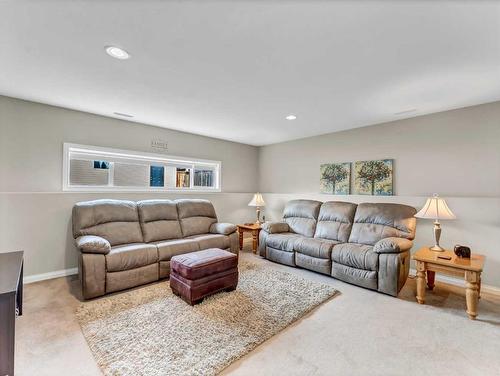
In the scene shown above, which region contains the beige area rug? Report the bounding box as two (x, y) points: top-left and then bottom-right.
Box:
(76, 261), (338, 376)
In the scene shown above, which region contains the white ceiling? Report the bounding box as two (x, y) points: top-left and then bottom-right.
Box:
(1, 1), (500, 146)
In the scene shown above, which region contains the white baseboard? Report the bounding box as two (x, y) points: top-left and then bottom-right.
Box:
(409, 268), (500, 296)
(24, 267), (78, 284)
(22, 266), (500, 297)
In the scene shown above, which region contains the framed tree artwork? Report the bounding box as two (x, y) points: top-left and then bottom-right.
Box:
(354, 159), (393, 195)
(320, 162), (351, 194)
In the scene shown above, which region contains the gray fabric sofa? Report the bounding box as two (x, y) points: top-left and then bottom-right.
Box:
(72, 199), (238, 299)
(259, 200), (417, 296)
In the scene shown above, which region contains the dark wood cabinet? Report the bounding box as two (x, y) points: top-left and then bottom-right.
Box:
(0, 251), (23, 376)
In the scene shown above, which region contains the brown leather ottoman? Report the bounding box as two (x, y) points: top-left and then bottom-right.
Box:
(170, 248), (238, 305)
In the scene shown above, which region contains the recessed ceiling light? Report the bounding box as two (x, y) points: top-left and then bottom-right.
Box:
(394, 109), (417, 115)
(105, 46), (131, 60)
(285, 115), (297, 120)
(113, 112), (133, 118)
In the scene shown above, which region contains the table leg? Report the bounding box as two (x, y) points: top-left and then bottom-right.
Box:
(238, 230), (244, 251)
(416, 261), (426, 304)
(252, 230), (258, 254)
(478, 275), (482, 300)
(426, 270), (435, 290)
(465, 271), (479, 320)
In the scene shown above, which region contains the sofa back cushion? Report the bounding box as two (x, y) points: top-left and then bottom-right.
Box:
(72, 199), (143, 246)
(314, 201), (357, 242)
(176, 199), (217, 237)
(137, 200), (182, 242)
(283, 199), (322, 237)
(348, 203), (417, 245)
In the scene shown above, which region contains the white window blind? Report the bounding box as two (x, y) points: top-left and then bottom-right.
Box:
(113, 163), (149, 187)
(69, 159), (109, 186)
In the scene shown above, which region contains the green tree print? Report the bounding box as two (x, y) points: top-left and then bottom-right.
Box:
(357, 160), (391, 195)
(321, 163), (349, 194)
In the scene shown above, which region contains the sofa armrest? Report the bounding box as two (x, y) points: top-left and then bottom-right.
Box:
(210, 222), (237, 235)
(261, 222), (289, 234)
(374, 237), (413, 254)
(75, 235), (111, 255)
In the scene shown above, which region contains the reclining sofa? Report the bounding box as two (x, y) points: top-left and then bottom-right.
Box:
(259, 200), (417, 296)
(72, 199), (238, 299)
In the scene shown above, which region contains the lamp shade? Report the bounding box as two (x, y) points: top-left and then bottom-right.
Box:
(248, 193), (266, 207)
(415, 194), (456, 220)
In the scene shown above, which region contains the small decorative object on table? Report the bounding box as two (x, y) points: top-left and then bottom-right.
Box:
(412, 247), (485, 320)
(237, 223), (262, 253)
(454, 245), (471, 258)
(415, 194), (456, 251)
(248, 193), (266, 224)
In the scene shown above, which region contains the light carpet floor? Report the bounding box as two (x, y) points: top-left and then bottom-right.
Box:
(76, 261), (338, 376)
(15, 247), (500, 376)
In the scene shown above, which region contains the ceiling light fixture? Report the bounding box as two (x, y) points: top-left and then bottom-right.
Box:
(113, 112), (133, 118)
(394, 109), (417, 115)
(105, 46), (131, 60)
(285, 115), (297, 120)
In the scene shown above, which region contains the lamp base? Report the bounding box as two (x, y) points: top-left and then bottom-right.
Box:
(430, 245), (445, 252)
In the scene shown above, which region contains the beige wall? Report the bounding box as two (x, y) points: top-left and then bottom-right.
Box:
(0, 96), (259, 276)
(2, 96), (500, 288)
(259, 102), (500, 287)
(0, 96), (258, 193)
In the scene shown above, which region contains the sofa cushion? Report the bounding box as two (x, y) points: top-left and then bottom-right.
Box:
(331, 263), (378, 290)
(156, 239), (200, 261)
(106, 243), (158, 272)
(137, 200), (182, 242)
(331, 243), (378, 271)
(348, 203), (417, 245)
(295, 253), (331, 275)
(261, 222), (289, 234)
(266, 247), (296, 266)
(266, 233), (303, 252)
(294, 237), (339, 259)
(73, 199), (143, 246)
(210, 223), (237, 235)
(283, 199), (322, 237)
(176, 199), (218, 237)
(187, 234), (230, 250)
(314, 201), (357, 242)
(75, 235), (111, 254)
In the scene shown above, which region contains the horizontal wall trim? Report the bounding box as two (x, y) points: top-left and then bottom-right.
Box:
(409, 268), (500, 297)
(24, 267), (78, 284)
(260, 193), (500, 199)
(0, 191), (255, 195)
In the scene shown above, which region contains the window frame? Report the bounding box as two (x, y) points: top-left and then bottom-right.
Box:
(63, 143), (222, 192)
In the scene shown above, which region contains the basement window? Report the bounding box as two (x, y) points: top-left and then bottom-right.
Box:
(63, 143), (221, 192)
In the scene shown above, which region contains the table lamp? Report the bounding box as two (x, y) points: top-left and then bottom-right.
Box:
(415, 194), (456, 252)
(248, 193), (266, 224)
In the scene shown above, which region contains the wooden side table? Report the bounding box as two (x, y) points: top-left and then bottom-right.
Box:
(237, 224), (262, 254)
(412, 247), (485, 320)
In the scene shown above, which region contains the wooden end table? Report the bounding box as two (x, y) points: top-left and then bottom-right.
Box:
(412, 247), (485, 320)
(237, 223), (262, 254)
